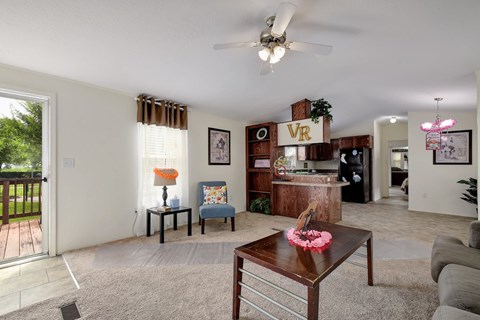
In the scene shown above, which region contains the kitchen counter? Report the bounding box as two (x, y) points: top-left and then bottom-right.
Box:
(272, 180), (349, 188)
(271, 174), (349, 223)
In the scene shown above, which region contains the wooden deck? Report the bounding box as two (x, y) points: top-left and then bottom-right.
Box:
(0, 220), (42, 260)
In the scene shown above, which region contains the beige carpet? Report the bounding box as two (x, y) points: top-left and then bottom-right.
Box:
(0, 202), (475, 320)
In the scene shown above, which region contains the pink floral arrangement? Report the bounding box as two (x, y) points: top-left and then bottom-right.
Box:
(287, 228), (333, 253)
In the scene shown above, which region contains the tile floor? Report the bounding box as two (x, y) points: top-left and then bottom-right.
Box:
(0, 256), (78, 315)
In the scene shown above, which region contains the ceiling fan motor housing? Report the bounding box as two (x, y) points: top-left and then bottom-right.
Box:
(260, 16), (286, 48)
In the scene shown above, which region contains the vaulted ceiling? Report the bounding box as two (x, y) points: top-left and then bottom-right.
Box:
(1, 0), (479, 131)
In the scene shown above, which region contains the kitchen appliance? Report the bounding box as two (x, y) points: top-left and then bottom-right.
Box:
(339, 147), (370, 203)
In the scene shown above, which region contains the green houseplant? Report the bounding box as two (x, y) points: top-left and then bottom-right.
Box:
(457, 177), (477, 210)
(250, 198), (271, 215)
(310, 98), (333, 124)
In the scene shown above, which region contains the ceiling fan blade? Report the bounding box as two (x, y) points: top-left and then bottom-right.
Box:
(287, 42), (333, 55)
(213, 42), (259, 50)
(260, 61), (272, 76)
(271, 2), (297, 37)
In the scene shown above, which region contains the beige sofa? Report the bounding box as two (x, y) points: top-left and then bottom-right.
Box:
(431, 221), (480, 319)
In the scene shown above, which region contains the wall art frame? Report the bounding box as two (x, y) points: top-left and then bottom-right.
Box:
(433, 129), (472, 165)
(208, 127), (231, 165)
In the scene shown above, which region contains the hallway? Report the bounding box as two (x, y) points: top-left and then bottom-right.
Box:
(375, 186), (408, 207)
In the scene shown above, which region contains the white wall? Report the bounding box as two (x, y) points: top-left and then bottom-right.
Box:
(408, 111), (477, 217)
(188, 109), (247, 218)
(379, 122), (408, 197)
(372, 120), (382, 201)
(331, 119), (374, 138)
(477, 70), (480, 220)
(0, 63), (249, 252)
(0, 63), (137, 253)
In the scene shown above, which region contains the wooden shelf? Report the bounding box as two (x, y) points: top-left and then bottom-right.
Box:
(248, 190), (271, 194)
(248, 139), (270, 143)
(246, 122), (278, 210)
(248, 168), (272, 173)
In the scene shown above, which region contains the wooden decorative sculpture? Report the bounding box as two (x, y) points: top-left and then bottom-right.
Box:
(295, 201), (318, 231)
(273, 155), (287, 177)
(287, 200), (333, 251)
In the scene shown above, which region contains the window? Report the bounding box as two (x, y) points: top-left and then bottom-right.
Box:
(136, 124), (188, 235)
(284, 147), (297, 169)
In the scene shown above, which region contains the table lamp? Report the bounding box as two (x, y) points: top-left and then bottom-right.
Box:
(153, 168), (177, 208)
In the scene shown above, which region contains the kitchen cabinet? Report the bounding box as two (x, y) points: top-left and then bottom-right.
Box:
(291, 99), (311, 121)
(330, 138), (340, 159)
(297, 144), (332, 161)
(272, 174), (348, 222)
(338, 135), (373, 149)
(354, 135), (373, 148)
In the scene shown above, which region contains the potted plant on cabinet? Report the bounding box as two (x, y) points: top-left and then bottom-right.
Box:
(310, 98), (333, 124)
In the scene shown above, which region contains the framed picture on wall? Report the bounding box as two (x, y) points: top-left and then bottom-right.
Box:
(433, 130), (472, 165)
(208, 127), (231, 165)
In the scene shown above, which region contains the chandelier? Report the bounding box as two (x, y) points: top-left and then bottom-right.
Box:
(420, 97), (456, 132)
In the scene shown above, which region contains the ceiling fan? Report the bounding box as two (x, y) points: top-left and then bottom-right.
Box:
(213, 2), (333, 75)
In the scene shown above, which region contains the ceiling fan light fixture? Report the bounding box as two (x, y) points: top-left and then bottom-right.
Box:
(269, 53), (281, 64)
(258, 48), (270, 61)
(273, 46), (285, 59)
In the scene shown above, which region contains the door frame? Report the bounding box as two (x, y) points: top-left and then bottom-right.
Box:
(387, 140), (408, 194)
(0, 84), (57, 257)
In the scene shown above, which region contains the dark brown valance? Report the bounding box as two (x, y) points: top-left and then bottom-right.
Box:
(136, 94), (188, 130)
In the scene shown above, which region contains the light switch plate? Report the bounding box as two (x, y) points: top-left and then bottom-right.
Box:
(63, 158), (75, 168)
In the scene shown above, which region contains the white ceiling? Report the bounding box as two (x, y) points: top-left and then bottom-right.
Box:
(1, 0), (479, 131)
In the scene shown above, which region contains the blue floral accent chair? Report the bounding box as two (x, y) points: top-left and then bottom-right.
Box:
(198, 181), (235, 234)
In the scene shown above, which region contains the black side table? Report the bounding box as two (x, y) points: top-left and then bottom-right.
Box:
(146, 206), (192, 243)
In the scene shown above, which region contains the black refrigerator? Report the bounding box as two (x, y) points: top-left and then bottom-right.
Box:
(338, 147), (370, 203)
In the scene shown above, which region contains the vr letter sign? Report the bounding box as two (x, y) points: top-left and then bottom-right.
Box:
(278, 118), (325, 146)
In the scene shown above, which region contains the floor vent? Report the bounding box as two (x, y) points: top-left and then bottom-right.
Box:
(60, 303), (81, 320)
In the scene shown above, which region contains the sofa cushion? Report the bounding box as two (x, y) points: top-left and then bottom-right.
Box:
(431, 235), (480, 282)
(432, 306), (480, 320)
(469, 221), (480, 249)
(434, 235), (464, 247)
(199, 204), (235, 219)
(438, 264), (480, 315)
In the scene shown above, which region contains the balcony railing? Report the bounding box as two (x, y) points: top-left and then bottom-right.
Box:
(1, 178), (42, 225)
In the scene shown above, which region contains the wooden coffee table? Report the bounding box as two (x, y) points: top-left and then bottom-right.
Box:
(232, 221), (373, 320)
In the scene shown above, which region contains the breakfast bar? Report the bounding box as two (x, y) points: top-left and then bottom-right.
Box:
(272, 174), (349, 223)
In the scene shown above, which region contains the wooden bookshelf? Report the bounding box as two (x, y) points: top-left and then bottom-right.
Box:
(245, 122), (277, 211)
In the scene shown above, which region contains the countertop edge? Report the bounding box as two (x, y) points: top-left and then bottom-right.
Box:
(272, 181), (350, 187)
